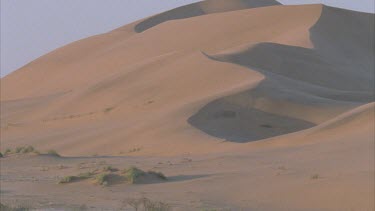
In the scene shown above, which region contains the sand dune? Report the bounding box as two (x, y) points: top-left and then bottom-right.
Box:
(1, 3), (373, 154)
(134, 0), (281, 32)
(0, 1), (374, 210)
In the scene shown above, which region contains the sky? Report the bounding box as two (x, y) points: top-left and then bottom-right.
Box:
(1, 0), (374, 77)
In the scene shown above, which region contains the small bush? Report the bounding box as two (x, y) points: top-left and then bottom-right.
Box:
(123, 166), (145, 184)
(123, 197), (170, 211)
(103, 107), (115, 113)
(4, 146), (38, 155)
(4, 148), (12, 155)
(0, 152), (3, 158)
(46, 150), (60, 157)
(58, 171), (94, 184)
(102, 166), (119, 172)
(0, 203), (30, 211)
(311, 174), (320, 179)
(20, 146), (35, 154)
(15, 147), (23, 153)
(95, 173), (116, 186)
(77, 172), (95, 179)
(59, 176), (80, 184)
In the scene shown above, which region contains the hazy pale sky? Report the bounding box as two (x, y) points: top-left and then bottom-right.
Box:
(1, 0), (374, 77)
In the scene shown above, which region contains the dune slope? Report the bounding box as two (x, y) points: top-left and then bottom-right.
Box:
(0, 3), (374, 156)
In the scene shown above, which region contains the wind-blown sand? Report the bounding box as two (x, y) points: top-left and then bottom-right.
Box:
(0, 1), (374, 210)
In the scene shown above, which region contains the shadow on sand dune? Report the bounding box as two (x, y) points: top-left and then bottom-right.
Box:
(188, 6), (374, 143)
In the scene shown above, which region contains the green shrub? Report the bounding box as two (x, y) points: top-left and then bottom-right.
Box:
(59, 176), (80, 184)
(46, 150), (60, 157)
(102, 166), (119, 172)
(58, 172), (94, 184)
(6, 146), (37, 155)
(123, 166), (145, 184)
(311, 174), (320, 179)
(4, 148), (12, 155)
(95, 173), (118, 186)
(20, 146), (35, 154)
(123, 197), (170, 211)
(0, 203), (30, 211)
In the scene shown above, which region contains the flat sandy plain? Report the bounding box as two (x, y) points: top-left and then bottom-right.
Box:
(1, 0), (374, 210)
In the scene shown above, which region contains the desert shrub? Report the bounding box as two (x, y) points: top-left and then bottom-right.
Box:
(20, 146), (35, 154)
(95, 173), (117, 186)
(311, 174), (320, 179)
(4, 148), (12, 155)
(123, 197), (170, 211)
(58, 176), (80, 184)
(77, 172), (95, 179)
(0, 152), (3, 158)
(103, 107), (115, 113)
(5, 146), (38, 155)
(0, 203), (30, 211)
(58, 171), (94, 184)
(123, 166), (145, 184)
(102, 166), (119, 172)
(147, 171), (167, 180)
(46, 150), (60, 157)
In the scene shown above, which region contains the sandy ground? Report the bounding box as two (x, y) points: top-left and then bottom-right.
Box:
(0, 0), (374, 210)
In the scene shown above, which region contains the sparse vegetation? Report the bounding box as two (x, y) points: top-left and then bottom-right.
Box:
(311, 174), (320, 179)
(123, 197), (171, 211)
(95, 173), (114, 186)
(0, 146), (62, 157)
(2, 146), (39, 156)
(123, 166), (145, 184)
(102, 165), (119, 172)
(58, 166), (167, 186)
(103, 107), (115, 113)
(4, 148), (12, 155)
(128, 147), (141, 153)
(0, 203), (30, 211)
(58, 172), (94, 184)
(46, 149), (60, 157)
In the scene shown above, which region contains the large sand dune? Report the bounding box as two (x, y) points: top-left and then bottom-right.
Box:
(0, 1), (374, 210)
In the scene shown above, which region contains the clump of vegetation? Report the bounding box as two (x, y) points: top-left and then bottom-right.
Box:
(15, 146), (37, 154)
(123, 166), (145, 184)
(58, 166), (167, 186)
(0, 152), (3, 158)
(103, 107), (115, 113)
(4, 148), (12, 155)
(311, 174), (320, 180)
(2, 146), (39, 156)
(102, 166), (119, 172)
(0, 203), (30, 211)
(1, 146), (62, 157)
(58, 176), (82, 184)
(58, 172), (94, 184)
(46, 149), (60, 157)
(128, 147), (141, 153)
(95, 173), (115, 186)
(123, 197), (170, 211)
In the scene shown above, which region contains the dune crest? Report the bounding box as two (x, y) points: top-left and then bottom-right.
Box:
(134, 0), (280, 33)
(0, 3), (373, 156)
(1, 1), (374, 210)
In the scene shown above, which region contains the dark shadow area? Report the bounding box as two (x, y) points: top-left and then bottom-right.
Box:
(167, 174), (212, 183)
(188, 6), (374, 143)
(134, 0), (281, 33)
(188, 100), (315, 143)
